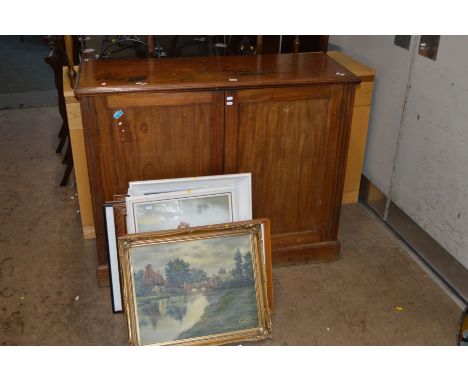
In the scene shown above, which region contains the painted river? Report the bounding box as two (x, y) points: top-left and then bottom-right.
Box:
(137, 293), (209, 345)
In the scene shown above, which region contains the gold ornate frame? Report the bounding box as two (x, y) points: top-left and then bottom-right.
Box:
(118, 219), (272, 346)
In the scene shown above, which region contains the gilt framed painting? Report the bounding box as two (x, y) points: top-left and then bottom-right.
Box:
(118, 220), (272, 345)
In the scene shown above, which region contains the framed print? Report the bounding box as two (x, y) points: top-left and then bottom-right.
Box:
(125, 186), (244, 234)
(127, 173), (251, 215)
(118, 220), (272, 345)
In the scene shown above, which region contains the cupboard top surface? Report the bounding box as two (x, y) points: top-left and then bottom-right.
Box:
(74, 53), (359, 96)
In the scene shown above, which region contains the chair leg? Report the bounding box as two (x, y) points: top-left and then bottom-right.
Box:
(62, 140), (70, 164)
(56, 133), (67, 153)
(60, 161), (73, 187)
(56, 122), (67, 153)
(60, 142), (74, 186)
(58, 121), (66, 138)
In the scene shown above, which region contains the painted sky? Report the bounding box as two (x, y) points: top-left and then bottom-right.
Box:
(134, 194), (232, 232)
(131, 233), (252, 277)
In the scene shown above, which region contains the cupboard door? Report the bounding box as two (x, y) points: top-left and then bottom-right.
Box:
(225, 85), (354, 252)
(95, 91), (225, 201)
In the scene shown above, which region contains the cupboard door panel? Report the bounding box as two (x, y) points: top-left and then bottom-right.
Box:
(225, 86), (342, 246)
(95, 91), (224, 200)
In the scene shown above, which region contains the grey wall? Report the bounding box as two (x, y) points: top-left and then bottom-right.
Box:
(330, 35), (468, 270)
(329, 36), (416, 195)
(390, 36), (468, 269)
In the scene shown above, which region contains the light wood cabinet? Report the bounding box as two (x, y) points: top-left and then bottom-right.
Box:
(63, 67), (95, 239)
(327, 51), (376, 204)
(75, 53), (359, 284)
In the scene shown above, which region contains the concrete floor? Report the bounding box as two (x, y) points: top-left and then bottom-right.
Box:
(0, 36), (57, 109)
(0, 106), (462, 345)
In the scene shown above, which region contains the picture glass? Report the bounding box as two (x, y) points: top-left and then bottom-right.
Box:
(132, 193), (233, 233)
(130, 233), (259, 345)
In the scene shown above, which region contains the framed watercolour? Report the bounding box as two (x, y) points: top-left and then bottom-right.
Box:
(125, 185), (247, 234)
(118, 220), (272, 345)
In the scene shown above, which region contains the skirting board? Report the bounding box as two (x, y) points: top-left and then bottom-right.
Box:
(272, 241), (339, 267)
(387, 202), (468, 305)
(359, 175), (468, 305)
(358, 176), (386, 219)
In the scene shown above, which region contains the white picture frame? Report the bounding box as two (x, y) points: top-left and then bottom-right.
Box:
(126, 185), (246, 234)
(103, 204), (123, 313)
(126, 174), (252, 234)
(127, 173), (252, 214)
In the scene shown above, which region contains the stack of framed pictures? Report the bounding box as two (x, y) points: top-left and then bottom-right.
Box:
(103, 174), (273, 345)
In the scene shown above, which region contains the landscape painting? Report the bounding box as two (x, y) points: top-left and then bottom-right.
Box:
(129, 233), (260, 345)
(132, 193), (233, 233)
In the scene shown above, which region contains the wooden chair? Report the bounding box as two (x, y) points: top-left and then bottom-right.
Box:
(44, 36), (78, 186)
(223, 35), (328, 56)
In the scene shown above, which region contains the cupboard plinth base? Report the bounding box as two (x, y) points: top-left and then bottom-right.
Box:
(96, 265), (110, 287)
(272, 241), (340, 267)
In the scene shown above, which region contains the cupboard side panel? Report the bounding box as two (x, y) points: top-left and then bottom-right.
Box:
(80, 96), (109, 270)
(319, 84), (356, 241)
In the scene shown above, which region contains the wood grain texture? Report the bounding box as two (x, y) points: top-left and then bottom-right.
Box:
(80, 97), (108, 270)
(354, 82), (374, 106)
(327, 84), (356, 239)
(82, 226), (96, 239)
(63, 65), (79, 102)
(342, 105), (372, 204)
(342, 191), (360, 204)
(64, 66), (95, 235)
(68, 104), (94, 229)
(271, 231), (321, 248)
(229, 86), (330, 236)
(272, 241), (339, 267)
(95, 91), (224, 200)
(327, 52), (375, 205)
(97, 265), (110, 287)
(75, 53), (358, 96)
(224, 84), (357, 262)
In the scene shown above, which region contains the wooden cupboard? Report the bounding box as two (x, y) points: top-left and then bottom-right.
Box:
(75, 53), (359, 285)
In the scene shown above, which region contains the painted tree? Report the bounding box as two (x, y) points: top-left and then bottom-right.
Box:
(230, 249), (244, 286)
(165, 258), (190, 289)
(187, 267), (208, 283)
(133, 269), (148, 296)
(242, 251), (254, 284)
